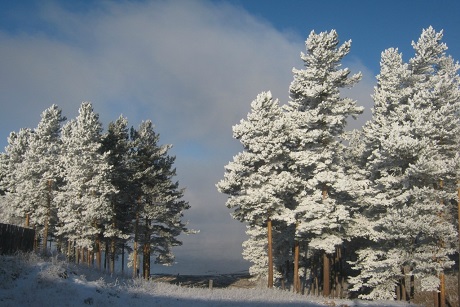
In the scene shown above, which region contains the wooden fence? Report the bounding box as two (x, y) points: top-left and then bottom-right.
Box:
(0, 223), (35, 255)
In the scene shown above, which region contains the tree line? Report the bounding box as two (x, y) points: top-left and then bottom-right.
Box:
(0, 102), (191, 279)
(217, 26), (460, 304)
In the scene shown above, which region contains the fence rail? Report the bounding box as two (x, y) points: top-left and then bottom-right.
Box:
(0, 223), (35, 255)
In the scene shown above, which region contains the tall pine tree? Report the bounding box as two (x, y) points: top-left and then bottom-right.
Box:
(55, 102), (116, 261)
(284, 30), (362, 296)
(348, 27), (459, 300)
(130, 120), (190, 279)
(217, 91), (297, 287)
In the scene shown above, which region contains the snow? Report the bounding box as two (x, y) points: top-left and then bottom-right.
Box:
(0, 253), (417, 307)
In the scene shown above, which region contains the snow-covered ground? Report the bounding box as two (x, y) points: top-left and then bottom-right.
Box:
(0, 253), (417, 307)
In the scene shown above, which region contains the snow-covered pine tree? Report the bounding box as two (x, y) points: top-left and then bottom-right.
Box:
(100, 115), (132, 272)
(217, 91), (297, 287)
(55, 102), (116, 262)
(0, 128), (33, 226)
(129, 120), (190, 279)
(19, 105), (66, 253)
(242, 225), (268, 278)
(348, 27), (459, 300)
(284, 30), (362, 296)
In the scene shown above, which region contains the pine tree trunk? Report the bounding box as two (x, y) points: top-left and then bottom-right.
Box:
(437, 180), (445, 307)
(67, 240), (71, 261)
(323, 252), (330, 297)
(321, 185), (330, 297)
(143, 242), (150, 279)
(42, 180), (52, 254)
(87, 248), (91, 266)
(25, 213), (30, 227)
(33, 226), (38, 252)
(267, 217), (273, 288)
(133, 206), (139, 278)
(132, 240), (138, 278)
(104, 241), (108, 270)
(334, 246), (342, 298)
(42, 210), (49, 254)
(293, 240), (300, 293)
(143, 217), (150, 279)
(121, 243), (125, 274)
(439, 272), (445, 307)
(96, 236), (101, 270)
(110, 237), (115, 274)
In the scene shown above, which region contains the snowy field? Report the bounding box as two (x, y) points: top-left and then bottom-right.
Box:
(0, 253), (417, 307)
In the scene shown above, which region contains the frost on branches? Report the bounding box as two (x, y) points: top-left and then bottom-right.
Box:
(218, 27), (459, 301)
(55, 102), (116, 252)
(348, 27), (460, 299)
(0, 102), (191, 278)
(217, 91), (296, 280)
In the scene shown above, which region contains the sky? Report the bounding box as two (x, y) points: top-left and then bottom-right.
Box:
(0, 0), (459, 275)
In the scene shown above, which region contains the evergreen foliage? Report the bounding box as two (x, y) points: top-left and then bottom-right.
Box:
(0, 102), (190, 278)
(348, 27), (460, 299)
(218, 27), (459, 302)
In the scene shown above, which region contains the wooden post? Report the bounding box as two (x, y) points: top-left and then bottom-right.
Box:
(294, 240), (300, 293)
(267, 217), (273, 288)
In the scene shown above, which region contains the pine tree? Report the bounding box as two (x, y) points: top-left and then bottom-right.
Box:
(55, 102), (116, 261)
(100, 115), (132, 272)
(20, 105), (66, 253)
(217, 91), (297, 287)
(130, 120), (190, 279)
(0, 128), (33, 226)
(284, 30), (362, 296)
(348, 27), (459, 300)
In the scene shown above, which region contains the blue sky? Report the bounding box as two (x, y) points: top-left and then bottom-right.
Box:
(0, 0), (459, 274)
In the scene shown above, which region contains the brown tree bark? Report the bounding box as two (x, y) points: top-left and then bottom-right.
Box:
(437, 180), (445, 307)
(267, 217), (273, 288)
(143, 217), (150, 279)
(25, 213), (30, 227)
(42, 179), (52, 254)
(132, 203), (140, 278)
(293, 240), (300, 293)
(323, 252), (330, 297)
